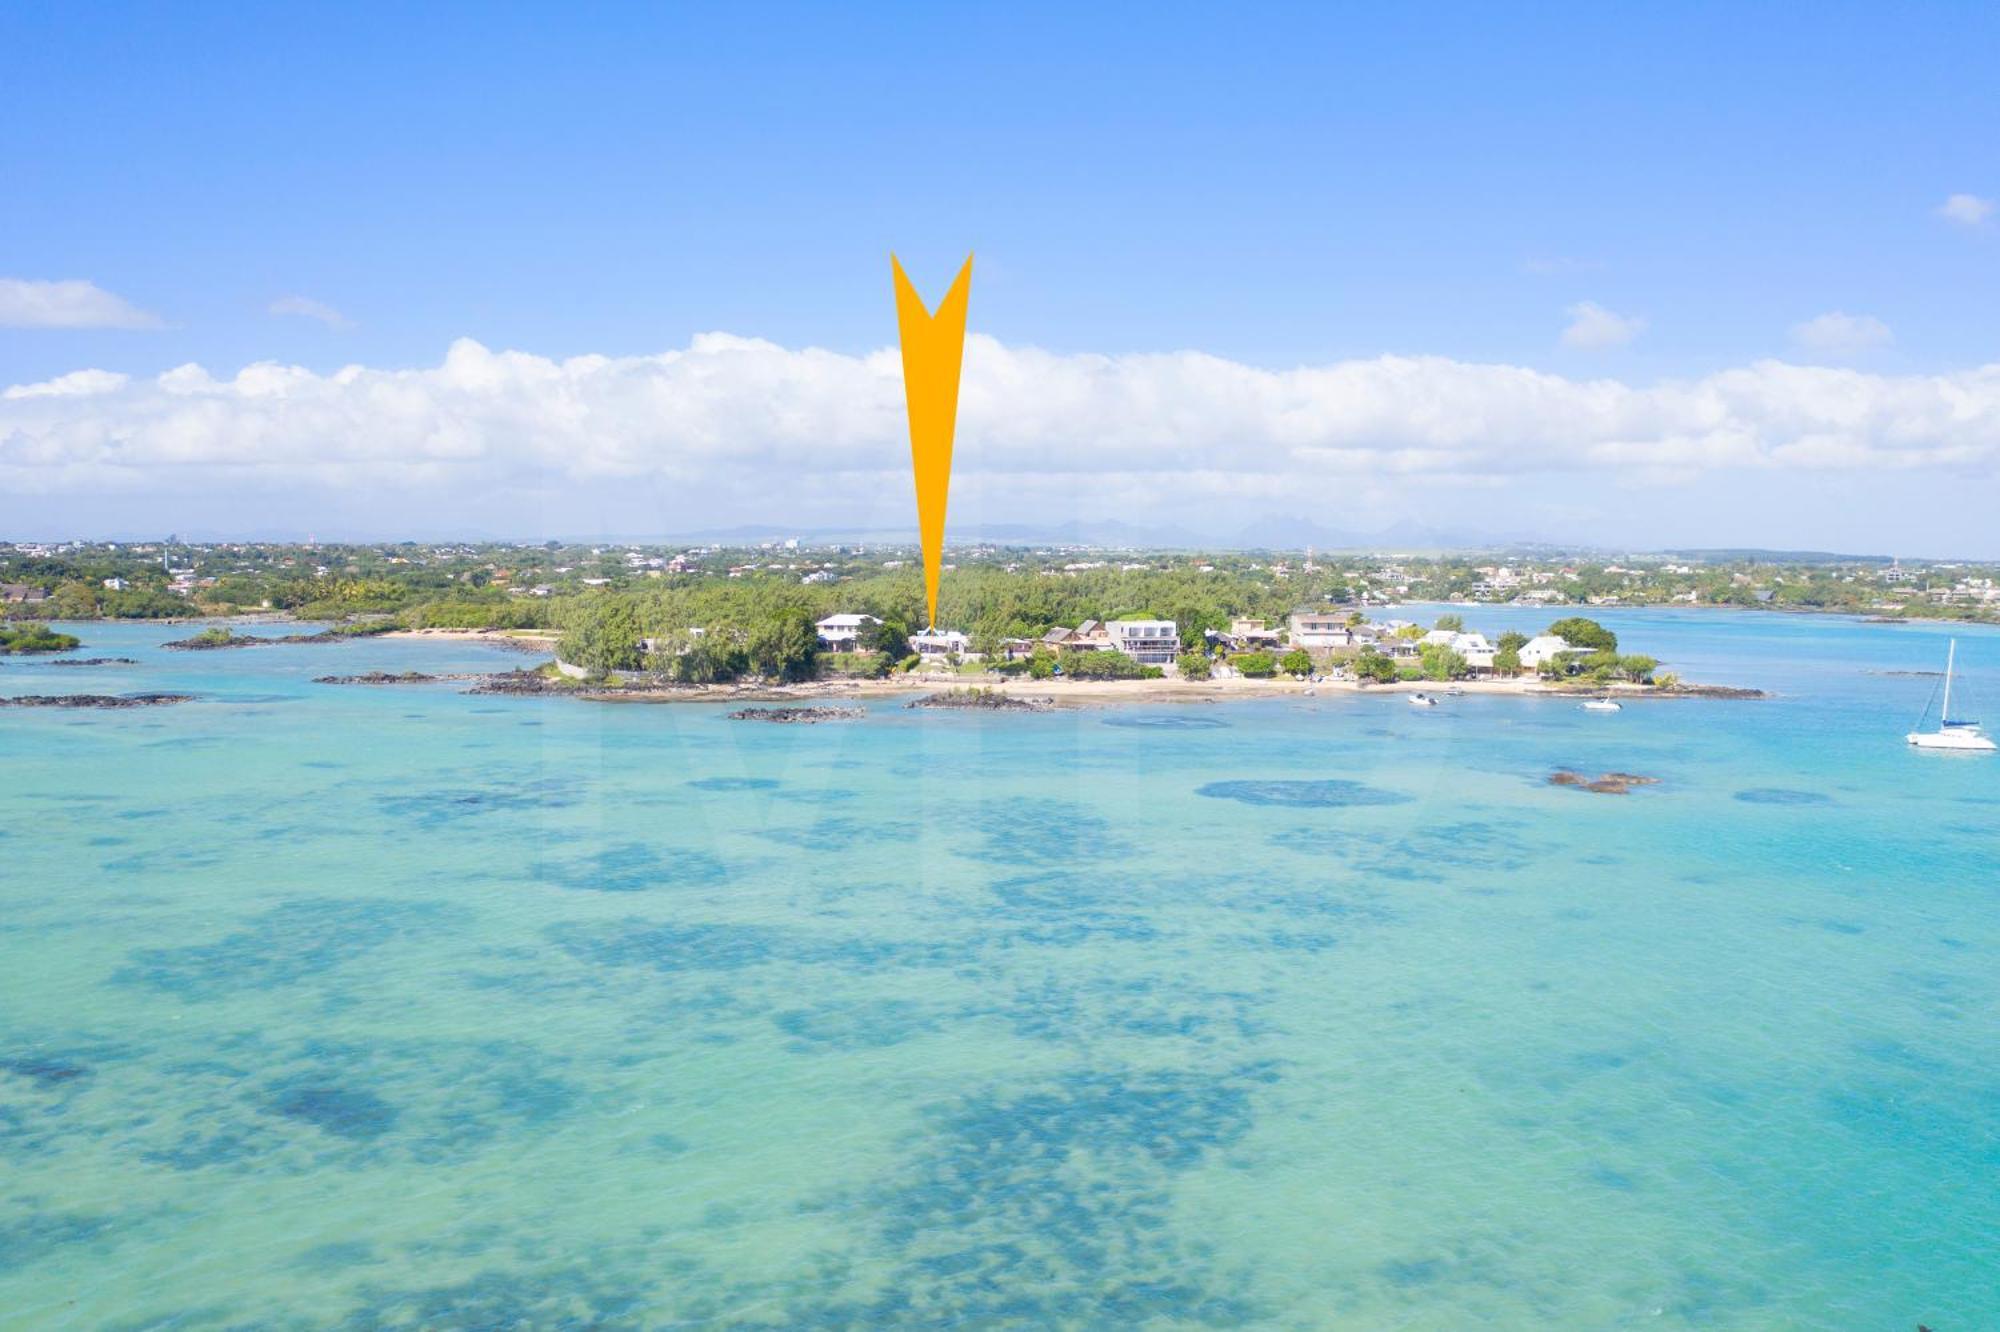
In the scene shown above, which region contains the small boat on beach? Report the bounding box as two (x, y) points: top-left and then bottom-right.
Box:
(1908, 640), (1996, 752)
(1581, 698), (1622, 713)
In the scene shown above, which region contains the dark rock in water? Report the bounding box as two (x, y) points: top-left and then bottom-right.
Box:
(908, 688), (1053, 712)
(163, 627), (379, 650)
(314, 672), (438, 686)
(47, 658), (140, 667)
(1103, 713), (1231, 729)
(1, 1056), (90, 1088)
(0, 693), (193, 709)
(728, 706), (864, 723)
(1657, 683), (1765, 699)
(266, 1085), (398, 1139)
(1198, 779), (1413, 808)
(464, 670), (560, 696)
(1549, 769), (1661, 795)
(1735, 787), (1832, 805)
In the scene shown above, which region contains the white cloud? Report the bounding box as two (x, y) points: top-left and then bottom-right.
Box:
(1937, 193), (1994, 227)
(5, 335), (1999, 520)
(269, 295), (354, 330)
(1560, 301), (1645, 349)
(0, 278), (164, 329)
(1790, 311), (1893, 355)
(2, 369), (130, 401)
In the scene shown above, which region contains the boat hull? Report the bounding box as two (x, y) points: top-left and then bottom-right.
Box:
(1907, 730), (1997, 751)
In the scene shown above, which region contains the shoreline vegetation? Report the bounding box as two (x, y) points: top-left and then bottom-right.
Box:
(327, 647), (1761, 706)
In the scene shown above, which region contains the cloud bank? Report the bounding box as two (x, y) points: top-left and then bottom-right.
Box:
(0, 278), (164, 330)
(4, 333), (2000, 538)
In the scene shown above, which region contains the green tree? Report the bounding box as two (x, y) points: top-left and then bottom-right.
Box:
(746, 608), (821, 682)
(1620, 654), (1659, 683)
(1353, 647), (1399, 684)
(1027, 649), (1057, 680)
(1279, 647), (1314, 677)
(1419, 643), (1469, 680)
(1548, 616), (1617, 652)
(1497, 630), (1528, 653)
(1177, 650), (1213, 680)
(1232, 650), (1277, 679)
(867, 617), (911, 660)
(671, 637), (747, 684)
(1433, 613), (1465, 632)
(51, 581), (99, 619)
(559, 600), (644, 673)
(1063, 650), (1157, 680)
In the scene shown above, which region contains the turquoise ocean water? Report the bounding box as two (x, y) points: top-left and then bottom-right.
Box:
(1, 608), (1995, 1329)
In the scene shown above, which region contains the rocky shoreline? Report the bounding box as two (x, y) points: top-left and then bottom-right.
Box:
(163, 628), (372, 650)
(0, 693), (193, 709)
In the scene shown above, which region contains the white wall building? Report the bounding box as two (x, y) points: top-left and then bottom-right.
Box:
(814, 613), (881, 650)
(1107, 619), (1179, 664)
(1288, 611), (1356, 650)
(1518, 634), (1578, 669)
(910, 628), (970, 657)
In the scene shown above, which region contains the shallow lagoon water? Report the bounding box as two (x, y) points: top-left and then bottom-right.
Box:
(2, 610), (1996, 1328)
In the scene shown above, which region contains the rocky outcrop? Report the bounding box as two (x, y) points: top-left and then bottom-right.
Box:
(313, 672), (440, 686)
(463, 670), (563, 696)
(728, 706), (865, 723)
(1548, 769), (1661, 795)
(46, 658), (140, 666)
(907, 689), (1054, 712)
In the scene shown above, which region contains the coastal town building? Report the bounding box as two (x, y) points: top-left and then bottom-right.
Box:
(1518, 634), (1578, 669)
(1, 583), (49, 603)
(910, 628), (970, 657)
(1106, 619), (1180, 664)
(813, 613), (881, 650)
(1287, 610), (1357, 650)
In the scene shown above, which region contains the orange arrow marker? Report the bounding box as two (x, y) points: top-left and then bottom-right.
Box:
(891, 253), (972, 630)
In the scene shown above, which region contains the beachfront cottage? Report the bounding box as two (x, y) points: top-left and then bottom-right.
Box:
(1227, 618), (1285, 650)
(1106, 619), (1179, 665)
(1070, 619), (1112, 650)
(910, 628), (971, 658)
(1, 583), (49, 604)
(1288, 611), (1356, 650)
(1518, 634), (1577, 669)
(814, 613), (881, 651)
(1447, 631), (1497, 671)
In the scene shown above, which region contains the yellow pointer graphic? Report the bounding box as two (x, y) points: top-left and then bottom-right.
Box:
(891, 253), (973, 629)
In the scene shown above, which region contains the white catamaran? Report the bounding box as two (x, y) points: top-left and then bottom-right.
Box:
(1907, 640), (1997, 752)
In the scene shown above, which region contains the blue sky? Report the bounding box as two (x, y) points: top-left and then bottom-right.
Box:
(5, 3), (2000, 551)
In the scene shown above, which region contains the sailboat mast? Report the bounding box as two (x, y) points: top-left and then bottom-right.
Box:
(1943, 639), (1955, 723)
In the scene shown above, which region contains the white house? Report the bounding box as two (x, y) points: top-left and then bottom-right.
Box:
(103, 577), (128, 591)
(1287, 611), (1356, 650)
(1452, 632), (1496, 671)
(1518, 634), (1579, 669)
(1106, 619), (1179, 664)
(814, 613), (881, 651)
(910, 628), (970, 657)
